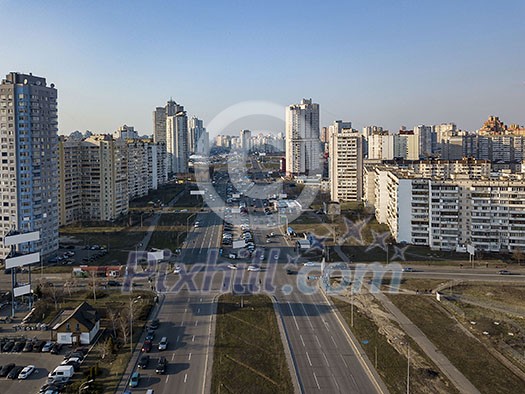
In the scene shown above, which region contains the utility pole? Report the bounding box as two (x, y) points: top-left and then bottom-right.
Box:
(406, 344), (410, 394)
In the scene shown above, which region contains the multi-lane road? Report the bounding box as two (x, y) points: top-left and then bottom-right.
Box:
(117, 165), (524, 394)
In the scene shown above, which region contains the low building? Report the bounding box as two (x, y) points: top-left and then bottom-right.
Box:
(53, 302), (100, 345)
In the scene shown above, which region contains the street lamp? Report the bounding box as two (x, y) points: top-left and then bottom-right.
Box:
(79, 379), (94, 394)
(129, 296), (142, 355)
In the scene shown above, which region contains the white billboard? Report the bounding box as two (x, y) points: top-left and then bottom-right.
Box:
(3, 231), (40, 246)
(14, 284), (31, 297)
(190, 190), (205, 195)
(5, 252), (40, 269)
(232, 240), (245, 249)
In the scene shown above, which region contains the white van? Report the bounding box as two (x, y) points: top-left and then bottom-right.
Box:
(47, 365), (74, 383)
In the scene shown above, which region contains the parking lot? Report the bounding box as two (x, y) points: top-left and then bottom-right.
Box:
(0, 346), (65, 393)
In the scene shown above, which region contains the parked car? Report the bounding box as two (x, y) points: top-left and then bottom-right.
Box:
(13, 340), (26, 352)
(18, 365), (35, 379)
(33, 339), (45, 352)
(138, 355), (150, 369)
(42, 341), (54, 352)
(129, 372), (140, 388)
(0, 363), (15, 377)
(50, 343), (63, 354)
(2, 341), (14, 352)
(7, 365), (23, 379)
(22, 341), (34, 352)
(247, 265), (260, 272)
(155, 357), (167, 374)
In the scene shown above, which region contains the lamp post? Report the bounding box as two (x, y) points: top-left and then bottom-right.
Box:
(129, 296), (142, 355)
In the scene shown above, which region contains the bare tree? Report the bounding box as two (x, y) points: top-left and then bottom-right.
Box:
(44, 284), (63, 311)
(117, 309), (131, 346)
(107, 307), (119, 338)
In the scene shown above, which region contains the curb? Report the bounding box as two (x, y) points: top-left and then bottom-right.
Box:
(271, 295), (303, 394)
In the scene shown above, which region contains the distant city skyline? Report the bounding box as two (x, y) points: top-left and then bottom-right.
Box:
(1, 1), (524, 135)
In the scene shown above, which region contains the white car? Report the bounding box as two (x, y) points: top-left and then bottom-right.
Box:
(303, 262), (320, 267)
(227, 264), (238, 270)
(247, 265), (260, 272)
(173, 265), (182, 274)
(18, 365), (35, 379)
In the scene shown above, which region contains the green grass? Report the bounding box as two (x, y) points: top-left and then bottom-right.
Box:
(389, 295), (525, 394)
(332, 297), (459, 394)
(211, 294), (293, 394)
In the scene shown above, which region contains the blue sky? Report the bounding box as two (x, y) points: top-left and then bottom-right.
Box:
(1, 0), (524, 136)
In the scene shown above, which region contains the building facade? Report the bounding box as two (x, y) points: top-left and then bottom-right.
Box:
(285, 99), (321, 176)
(166, 106), (189, 174)
(0, 72), (59, 258)
(328, 121), (363, 202)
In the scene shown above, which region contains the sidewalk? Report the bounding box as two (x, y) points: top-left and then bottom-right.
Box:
(372, 291), (480, 394)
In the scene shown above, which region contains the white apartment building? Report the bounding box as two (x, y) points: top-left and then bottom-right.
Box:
(80, 136), (129, 222)
(373, 168), (525, 252)
(58, 137), (83, 226)
(328, 121), (363, 202)
(166, 107), (189, 174)
(368, 131), (394, 160)
(285, 99), (321, 176)
(0, 72), (59, 258)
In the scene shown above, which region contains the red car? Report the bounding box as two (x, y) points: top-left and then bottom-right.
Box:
(141, 340), (152, 353)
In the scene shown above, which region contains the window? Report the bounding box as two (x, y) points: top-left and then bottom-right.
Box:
(75, 323), (80, 331)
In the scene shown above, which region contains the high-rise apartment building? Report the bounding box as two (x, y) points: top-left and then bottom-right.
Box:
(188, 116), (207, 154)
(285, 98), (321, 176)
(153, 100), (179, 144)
(166, 106), (189, 174)
(328, 121), (363, 202)
(240, 129), (251, 152)
(0, 72), (59, 258)
(58, 136), (82, 226)
(80, 136), (128, 222)
(413, 125), (434, 158)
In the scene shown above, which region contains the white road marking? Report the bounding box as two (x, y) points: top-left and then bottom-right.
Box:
(188, 352), (192, 360)
(313, 372), (320, 389)
(287, 302), (300, 330)
(306, 351), (312, 366)
(322, 352), (329, 366)
(192, 335), (195, 342)
(180, 321), (184, 326)
(166, 375), (170, 383)
(184, 373), (188, 383)
(200, 298), (202, 302)
(172, 353), (175, 361)
(340, 354), (348, 368)
(299, 334), (305, 347)
(330, 335), (337, 346)
(176, 336), (180, 343)
(195, 320), (198, 326)
(197, 308), (200, 313)
(315, 335), (321, 346)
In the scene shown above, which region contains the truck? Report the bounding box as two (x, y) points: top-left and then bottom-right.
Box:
(47, 365), (74, 384)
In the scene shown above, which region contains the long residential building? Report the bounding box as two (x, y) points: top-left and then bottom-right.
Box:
(370, 167), (525, 252)
(0, 72), (59, 258)
(58, 134), (167, 226)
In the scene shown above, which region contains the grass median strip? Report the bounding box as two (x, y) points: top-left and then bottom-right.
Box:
(211, 294), (293, 394)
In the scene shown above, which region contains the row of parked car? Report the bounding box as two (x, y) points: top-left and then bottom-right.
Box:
(0, 363), (36, 379)
(0, 337), (62, 354)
